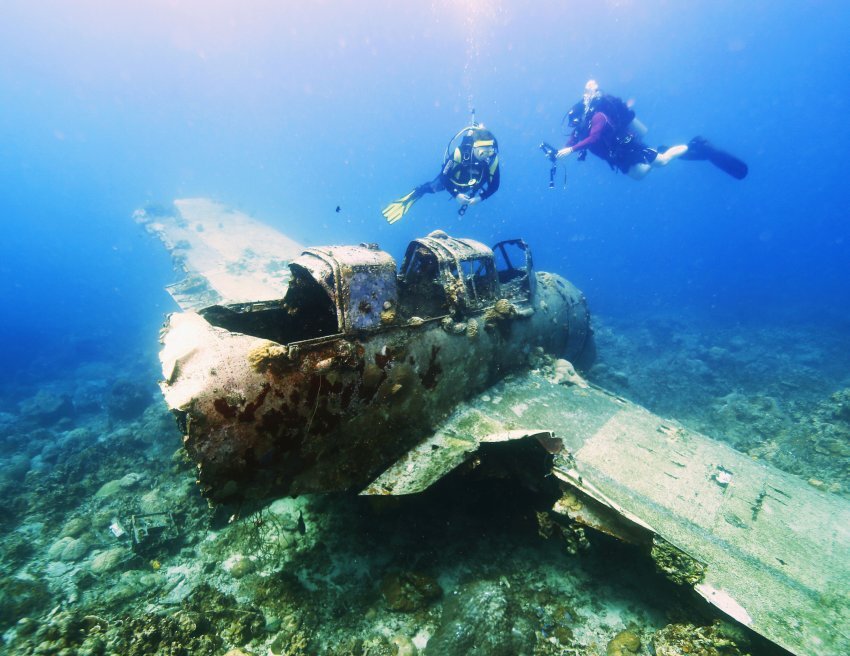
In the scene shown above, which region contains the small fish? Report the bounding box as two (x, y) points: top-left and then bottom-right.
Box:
(335, 205), (341, 213)
(297, 510), (306, 535)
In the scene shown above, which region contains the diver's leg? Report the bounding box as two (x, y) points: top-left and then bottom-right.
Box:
(423, 174), (445, 194)
(409, 174), (445, 198)
(623, 145), (670, 180)
(628, 145), (687, 178)
(627, 163), (652, 180)
(654, 144), (688, 166)
(382, 174), (445, 224)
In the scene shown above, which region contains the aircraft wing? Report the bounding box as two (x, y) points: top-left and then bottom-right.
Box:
(364, 369), (850, 656)
(136, 198), (303, 311)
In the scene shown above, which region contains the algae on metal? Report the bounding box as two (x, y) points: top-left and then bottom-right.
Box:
(153, 207), (592, 501)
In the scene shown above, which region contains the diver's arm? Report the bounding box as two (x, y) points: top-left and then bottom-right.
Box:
(574, 113), (607, 148)
(478, 163), (500, 201)
(558, 113), (606, 158)
(557, 133), (578, 159)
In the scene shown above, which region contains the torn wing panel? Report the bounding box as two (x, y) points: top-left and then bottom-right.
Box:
(364, 366), (850, 656)
(137, 198), (303, 311)
(361, 402), (556, 496)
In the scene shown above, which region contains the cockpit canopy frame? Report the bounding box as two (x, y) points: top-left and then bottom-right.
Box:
(492, 238), (536, 302)
(290, 244), (398, 334)
(198, 232), (537, 345)
(399, 230), (501, 317)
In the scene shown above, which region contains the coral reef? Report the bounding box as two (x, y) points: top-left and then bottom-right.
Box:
(7, 584), (264, 655)
(6, 609), (112, 656)
(0, 576), (51, 629)
(1, 311), (844, 655)
(484, 298), (517, 327)
(112, 583), (265, 655)
(606, 628), (641, 655)
(219, 506), (299, 570)
(424, 580), (534, 655)
(550, 358), (589, 388)
(380, 571), (442, 612)
(651, 537), (706, 587)
(652, 621), (751, 656)
(107, 379), (152, 421)
(18, 389), (74, 426)
(248, 341), (290, 374)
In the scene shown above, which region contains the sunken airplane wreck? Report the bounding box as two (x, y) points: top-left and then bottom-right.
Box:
(153, 201), (593, 500)
(141, 199), (849, 656)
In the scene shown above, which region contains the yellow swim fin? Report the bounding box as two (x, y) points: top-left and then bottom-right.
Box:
(382, 188), (423, 224)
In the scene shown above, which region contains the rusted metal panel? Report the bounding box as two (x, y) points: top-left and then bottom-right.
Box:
(292, 245), (398, 334)
(160, 268), (590, 501)
(156, 218), (593, 501)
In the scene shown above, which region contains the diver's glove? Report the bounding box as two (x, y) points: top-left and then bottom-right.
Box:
(556, 147), (574, 159)
(382, 188), (423, 224)
(455, 193), (481, 206)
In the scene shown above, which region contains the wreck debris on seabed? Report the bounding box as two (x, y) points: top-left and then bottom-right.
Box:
(138, 199), (850, 656)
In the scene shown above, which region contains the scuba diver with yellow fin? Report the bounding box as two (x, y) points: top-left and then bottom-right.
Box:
(382, 117), (500, 224)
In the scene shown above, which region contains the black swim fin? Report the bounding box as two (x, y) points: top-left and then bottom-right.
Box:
(682, 136), (748, 180)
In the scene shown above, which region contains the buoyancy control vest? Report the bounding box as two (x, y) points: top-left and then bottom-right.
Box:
(442, 126), (500, 198)
(590, 95), (635, 137)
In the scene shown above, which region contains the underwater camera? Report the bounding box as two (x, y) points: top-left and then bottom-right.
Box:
(539, 142), (558, 162)
(539, 142), (558, 189)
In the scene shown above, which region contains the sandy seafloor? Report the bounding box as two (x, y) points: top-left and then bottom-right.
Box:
(1, 311), (848, 656)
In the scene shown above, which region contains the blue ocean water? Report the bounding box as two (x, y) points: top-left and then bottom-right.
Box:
(0, 0), (848, 383)
(2, 4), (850, 653)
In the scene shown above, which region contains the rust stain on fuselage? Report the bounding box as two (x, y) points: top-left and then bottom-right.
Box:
(421, 345), (442, 390)
(162, 233), (594, 500)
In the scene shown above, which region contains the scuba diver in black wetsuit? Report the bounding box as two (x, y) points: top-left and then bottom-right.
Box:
(382, 123), (500, 224)
(556, 80), (748, 181)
